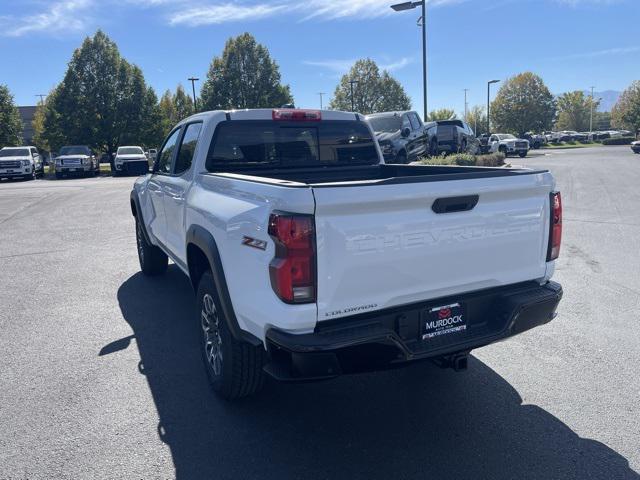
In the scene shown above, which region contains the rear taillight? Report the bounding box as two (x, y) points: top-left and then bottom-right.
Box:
(268, 213), (316, 304)
(547, 192), (562, 261)
(272, 109), (321, 122)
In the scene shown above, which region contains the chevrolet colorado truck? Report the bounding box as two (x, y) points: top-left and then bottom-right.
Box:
(131, 108), (563, 400)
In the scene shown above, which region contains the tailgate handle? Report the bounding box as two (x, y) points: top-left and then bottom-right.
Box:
(432, 195), (479, 214)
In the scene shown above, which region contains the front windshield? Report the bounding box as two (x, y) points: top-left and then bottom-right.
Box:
(118, 147), (144, 155)
(497, 134), (516, 140)
(0, 148), (29, 157)
(59, 146), (91, 156)
(367, 116), (402, 133)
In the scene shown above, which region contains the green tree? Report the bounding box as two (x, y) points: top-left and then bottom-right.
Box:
(0, 84), (23, 148)
(158, 85), (194, 138)
(490, 72), (556, 136)
(611, 81), (640, 132)
(329, 59), (411, 114)
(201, 33), (292, 110)
(463, 105), (488, 136)
(556, 91), (599, 131)
(32, 99), (50, 153)
(427, 108), (456, 121)
(592, 111), (611, 131)
(43, 30), (159, 154)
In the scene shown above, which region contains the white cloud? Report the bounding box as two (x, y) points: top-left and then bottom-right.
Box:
(554, 45), (640, 60)
(169, 3), (287, 26)
(304, 56), (412, 73)
(300, 0), (465, 21)
(0, 0), (92, 37)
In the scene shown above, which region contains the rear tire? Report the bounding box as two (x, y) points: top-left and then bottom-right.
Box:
(499, 146), (508, 157)
(518, 151), (527, 158)
(197, 271), (265, 400)
(136, 219), (168, 276)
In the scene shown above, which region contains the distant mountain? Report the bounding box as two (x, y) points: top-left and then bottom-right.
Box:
(582, 90), (620, 112)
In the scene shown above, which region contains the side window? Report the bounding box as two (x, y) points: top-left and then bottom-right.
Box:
(30, 148), (38, 156)
(401, 115), (411, 131)
(157, 128), (182, 174)
(408, 113), (421, 131)
(490, 136), (498, 142)
(174, 122), (203, 175)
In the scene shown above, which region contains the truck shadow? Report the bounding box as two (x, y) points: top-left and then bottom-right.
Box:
(107, 267), (639, 480)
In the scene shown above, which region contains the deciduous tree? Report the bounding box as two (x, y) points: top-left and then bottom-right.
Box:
(464, 105), (488, 135)
(427, 108), (456, 121)
(0, 84), (23, 148)
(611, 81), (640, 132)
(43, 30), (159, 153)
(200, 33), (292, 110)
(329, 59), (411, 114)
(556, 90), (599, 131)
(490, 72), (556, 136)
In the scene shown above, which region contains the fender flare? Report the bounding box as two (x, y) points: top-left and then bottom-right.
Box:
(186, 224), (261, 346)
(130, 190), (153, 246)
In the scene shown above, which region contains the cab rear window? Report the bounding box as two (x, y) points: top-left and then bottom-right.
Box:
(206, 120), (378, 171)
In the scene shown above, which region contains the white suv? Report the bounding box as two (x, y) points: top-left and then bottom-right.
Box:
(0, 146), (44, 181)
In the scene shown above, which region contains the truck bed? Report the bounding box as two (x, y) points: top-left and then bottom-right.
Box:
(209, 164), (546, 187)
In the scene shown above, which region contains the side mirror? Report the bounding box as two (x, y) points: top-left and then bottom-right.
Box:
(401, 127), (411, 138)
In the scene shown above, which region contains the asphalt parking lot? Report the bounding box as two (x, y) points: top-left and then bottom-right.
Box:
(1, 146), (639, 479)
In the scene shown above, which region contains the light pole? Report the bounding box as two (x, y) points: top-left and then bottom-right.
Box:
(188, 77), (199, 111)
(391, 1), (427, 121)
(318, 92), (326, 110)
(590, 86), (595, 133)
(349, 79), (359, 112)
(35, 94), (46, 104)
(463, 88), (469, 119)
(487, 80), (500, 134)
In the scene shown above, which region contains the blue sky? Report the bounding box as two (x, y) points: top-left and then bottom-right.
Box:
(0, 0), (638, 116)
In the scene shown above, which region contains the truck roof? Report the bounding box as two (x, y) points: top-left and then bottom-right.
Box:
(179, 108), (360, 126)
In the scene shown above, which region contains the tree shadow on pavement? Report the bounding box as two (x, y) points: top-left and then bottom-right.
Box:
(107, 267), (639, 480)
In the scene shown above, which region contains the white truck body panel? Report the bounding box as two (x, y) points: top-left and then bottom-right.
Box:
(313, 173), (553, 321)
(134, 109), (558, 343)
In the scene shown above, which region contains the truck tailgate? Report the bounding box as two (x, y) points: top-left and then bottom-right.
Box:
(312, 171), (554, 321)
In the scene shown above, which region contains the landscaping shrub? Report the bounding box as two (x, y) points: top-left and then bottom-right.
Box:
(602, 136), (635, 146)
(476, 152), (506, 167)
(419, 152), (505, 167)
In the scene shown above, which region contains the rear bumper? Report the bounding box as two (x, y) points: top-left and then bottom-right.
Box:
(264, 281), (562, 381)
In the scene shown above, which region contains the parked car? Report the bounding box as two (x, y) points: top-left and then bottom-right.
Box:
(0, 146), (44, 180)
(477, 134), (492, 154)
(631, 141), (640, 154)
(430, 120), (478, 155)
(113, 145), (149, 176)
(543, 131), (561, 143)
(365, 111), (430, 163)
(523, 132), (546, 149)
(131, 108), (563, 400)
(489, 134), (529, 157)
(54, 145), (99, 179)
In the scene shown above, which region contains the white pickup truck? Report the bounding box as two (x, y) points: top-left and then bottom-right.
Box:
(131, 108), (563, 400)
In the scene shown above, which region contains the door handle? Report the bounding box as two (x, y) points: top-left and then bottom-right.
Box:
(432, 195), (479, 214)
